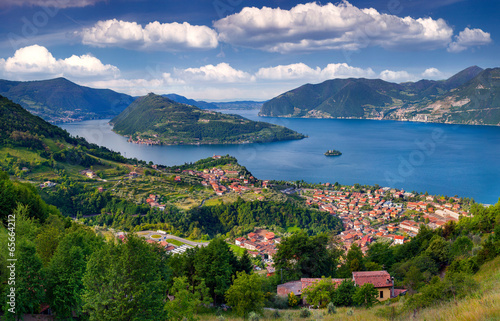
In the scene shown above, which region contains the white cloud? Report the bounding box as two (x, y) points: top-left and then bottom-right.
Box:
(0, 0), (103, 8)
(256, 63), (375, 81)
(379, 70), (416, 83)
(176, 63), (254, 83)
(422, 67), (443, 79)
(448, 27), (492, 53)
(0, 45), (119, 80)
(80, 19), (218, 51)
(214, 1), (454, 53)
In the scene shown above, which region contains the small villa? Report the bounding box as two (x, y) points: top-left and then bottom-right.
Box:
(277, 270), (405, 303)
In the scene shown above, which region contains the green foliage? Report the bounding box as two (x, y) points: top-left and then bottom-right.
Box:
(327, 302), (336, 314)
(248, 311), (260, 321)
(45, 227), (104, 318)
(0, 171), (58, 224)
(194, 238), (238, 304)
(225, 271), (265, 317)
(425, 235), (451, 268)
(345, 243), (365, 274)
(188, 199), (342, 237)
(238, 249), (253, 274)
(3, 239), (45, 318)
(271, 309), (281, 319)
(82, 235), (169, 321)
(301, 278), (336, 308)
(165, 276), (210, 321)
(274, 232), (340, 282)
(331, 280), (357, 307)
(353, 283), (378, 308)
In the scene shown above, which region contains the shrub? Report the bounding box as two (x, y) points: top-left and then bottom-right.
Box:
(288, 292), (299, 307)
(269, 295), (288, 309)
(300, 308), (311, 318)
(271, 309), (281, 319)
(248, 311), (260, 321)
(327, 302), (336, 314)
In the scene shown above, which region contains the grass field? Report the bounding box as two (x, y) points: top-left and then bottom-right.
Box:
(229, 244), (246, 257)
(286, 226), (301, 233)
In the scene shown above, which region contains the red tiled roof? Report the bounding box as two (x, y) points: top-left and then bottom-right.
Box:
(352, 271), (393, 288)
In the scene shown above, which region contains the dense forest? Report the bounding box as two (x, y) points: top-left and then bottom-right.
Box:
(82, 197), (342, 238)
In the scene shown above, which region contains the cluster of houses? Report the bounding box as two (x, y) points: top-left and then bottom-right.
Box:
(181, 163), (265, 199)
(234, 230), (281, 272)
(305, 186), (470, 253)
(80, 169), (96, 178)
(127, 134), (160, 145)
(277, 270), (407, 304)
(145, 194), (166, 211)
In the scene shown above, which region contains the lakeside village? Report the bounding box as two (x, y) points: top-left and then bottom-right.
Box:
(77, 155), (472, 290)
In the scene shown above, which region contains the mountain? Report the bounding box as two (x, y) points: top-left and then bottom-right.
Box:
(417, 68), (500, 125)
(163, 93), (218, 109)
(0, 94), (133, 174)
(111, 93), (305, 145)
(259, 66), (500, 125)
(0, 77), (134, 123)
(163, 94), (264, 110)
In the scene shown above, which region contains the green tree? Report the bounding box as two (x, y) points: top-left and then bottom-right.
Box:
(353, 283), (378, 307)
(35, 225), (62, 266)
(274, 232), (337, 282)
(3, 240), (45, 320)
(403, 265), (423, 293)
(301, 277), (336, 308)
(425, 235), (450, 268)
(238, 249), (254, 274)
(165, 276), (210, 321)
(82, 235), (169, 321)
(45, 227), (104, 319)
(331, 280), (357, 307)
(194, 237), (237, 304)
(225, 271), (265, 317)
(450, 236), (473, 258)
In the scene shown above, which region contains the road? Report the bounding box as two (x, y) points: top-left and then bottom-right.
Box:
(141, 231), (209, 247)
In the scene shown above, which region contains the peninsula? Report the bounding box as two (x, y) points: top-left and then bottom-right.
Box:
(111, 93), (305, 145)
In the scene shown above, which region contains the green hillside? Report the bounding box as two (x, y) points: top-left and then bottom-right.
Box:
(259, 66), (500, 125)
(0, 77), (134, 123)
(111, 93), (305, 145)
(0, 94), (135, 179)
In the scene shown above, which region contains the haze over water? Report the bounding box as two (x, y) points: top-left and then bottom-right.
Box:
(61, 110), (500, 204)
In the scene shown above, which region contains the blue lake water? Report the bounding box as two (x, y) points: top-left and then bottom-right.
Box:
(60, 110), (500, 204)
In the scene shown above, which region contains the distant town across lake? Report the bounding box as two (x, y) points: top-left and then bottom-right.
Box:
(60, 109), (500, 205)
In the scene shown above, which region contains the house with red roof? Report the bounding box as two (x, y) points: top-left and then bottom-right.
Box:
(352, 271), (394, 301)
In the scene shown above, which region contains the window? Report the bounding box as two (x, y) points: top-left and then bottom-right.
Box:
(379, 290), (384, 298)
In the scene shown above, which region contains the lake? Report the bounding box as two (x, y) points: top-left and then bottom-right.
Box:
(60, 110), (500, 204)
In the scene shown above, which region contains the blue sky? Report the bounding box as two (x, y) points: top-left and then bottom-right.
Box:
(0, 0), (497, 100)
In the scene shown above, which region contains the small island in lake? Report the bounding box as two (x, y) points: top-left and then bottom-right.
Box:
(325, 149), (342, 156)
